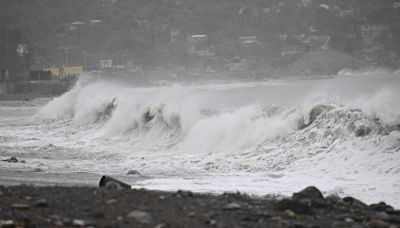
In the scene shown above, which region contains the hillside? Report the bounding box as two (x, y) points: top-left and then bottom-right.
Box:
(1, 0), (400, 75)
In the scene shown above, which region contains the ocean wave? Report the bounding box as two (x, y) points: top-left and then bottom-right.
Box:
(36, 75), (400, 158)
(3, 73), (399, 207)
(337, 67), (400, 78)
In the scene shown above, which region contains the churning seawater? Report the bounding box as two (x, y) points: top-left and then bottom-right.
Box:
(1, 70), (400, 206)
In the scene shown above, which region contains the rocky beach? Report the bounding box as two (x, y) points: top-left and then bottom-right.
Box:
(0, 183), (399, 228)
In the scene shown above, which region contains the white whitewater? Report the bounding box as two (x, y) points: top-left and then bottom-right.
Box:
(1, 71), (399, 207)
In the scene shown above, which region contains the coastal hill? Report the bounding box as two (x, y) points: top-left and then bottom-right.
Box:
(1, 0), (400, 76)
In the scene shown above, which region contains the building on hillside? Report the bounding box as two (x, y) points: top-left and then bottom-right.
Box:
(100, 60), (113, 69)
(358, 24), (390, 42)
(304, 35), (330, 50)
(356, 24), (390, 64)
(0, 69), (10, 81)
(279, 34), (307, 43)
(102, 0), (118, 4)
(281, 45), (306, 57)
(238, 36), (260, 45)
(29, 70), (52, 81)
(187, 35), (213, 56)
(170, 28), (180, 42)
(45, 66), (83, 79)
(339, 9), (354, 17)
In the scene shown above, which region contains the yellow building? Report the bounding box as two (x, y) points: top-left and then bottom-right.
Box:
(45, 66), (83, 78)
(64, 66), (83, 76)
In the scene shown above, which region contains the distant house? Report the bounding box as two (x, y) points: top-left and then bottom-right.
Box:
(358, 24), (389, 42)
(30, 70), (52, 81)
(136, 20), (151, 29)
(170, 28), (180, 42)
(304, 35), (330, 50)
(0, 69), (10, 81)
(319, 4), (330, 10)
(167, 0), (183, 5)
(356, 42), (384, 63)
(16, 44), (28, 57)
(361, 43), (382, 53)
(279, 35), (288, 41)
(356, 24), (390, 63)
(187, 35), (213, 56)
(187, 34), (208, 43)
(238, 36), (260, 45)
(102, 0), (118, 4)
(279, 34), (307, 43)
(100, 60), (113, 69)
(281, 45), (306, 57)
(339, 9), (354, 17)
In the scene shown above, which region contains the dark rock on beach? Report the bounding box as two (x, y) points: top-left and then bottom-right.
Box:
(0, 185), (398, 228)
(1, 156), (19, 163)
(292, 186), (324, 200)
(127, 170), (141, 175)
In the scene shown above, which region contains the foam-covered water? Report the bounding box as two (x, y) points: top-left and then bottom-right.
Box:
(1, 71), (399, 206)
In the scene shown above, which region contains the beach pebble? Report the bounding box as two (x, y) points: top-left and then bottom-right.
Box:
(93, 211), (104, 218)
(154, 223), (167, 228)
(344, 217), (354, 223)
(11, 203), (30, 210)
(2, 156), (18, 163)
(206, 219), (218, 225)
(34, 199), (48, 208)
(33, 168), (43, 172)
(283, 209), (296, 218)
(224, 202), (241, 210)
(106, 199), (117, 204)
(373, 212), (390, 221)
(368, 219), (390, 228)
(331, 221), (347, 227)
(176, 190), (193, 197)
(350, 224), (364, 228)
(271, 216), (287, 225)
(53, 219), (63, 226)
(343, 196), (368, 209)
(49, 214), (61, 220)
(0, 190), (4, 196)
(388, 215), (400, 224)
(0, 220), (15, 227)
(290, 223), (308, 228)
(277, 199), (313, 215)
(62, 218), (73, 226)
(105, 181), (121, 190)
(126, 210), (153, 224)
(292, 186), (324, 200)
(369, 202), (394, 212)
(127, 170), (141, 175)
(73, 219), (96, 227)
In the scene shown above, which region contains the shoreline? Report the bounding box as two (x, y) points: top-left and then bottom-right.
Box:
(0, 167), (145, 188)
(0, 183), (399, 228)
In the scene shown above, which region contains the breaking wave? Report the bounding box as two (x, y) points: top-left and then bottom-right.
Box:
(1, 69), (398, 206)
(36, 71), (400, 172)
(338, 67), (400, 78)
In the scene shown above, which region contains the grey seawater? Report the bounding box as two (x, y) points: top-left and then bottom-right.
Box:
(0, 74), (399, 207)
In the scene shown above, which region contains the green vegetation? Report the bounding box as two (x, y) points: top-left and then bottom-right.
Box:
(0, 0), (399, 72)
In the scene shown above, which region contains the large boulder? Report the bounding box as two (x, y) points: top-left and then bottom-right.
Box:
(292, 186), (324, 201)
